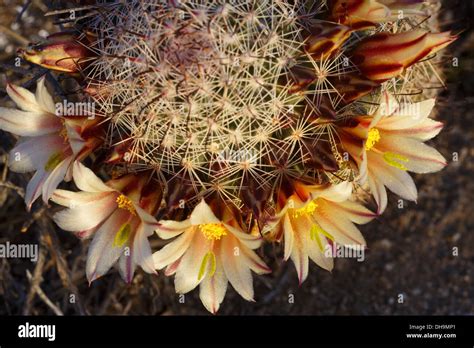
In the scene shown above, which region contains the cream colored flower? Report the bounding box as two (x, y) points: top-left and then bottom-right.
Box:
(52, 162), (159, 283)
(342, 92), (446, 213)
(264, 181), (376, 284)
(153, 200), (270, 314)
(0, 77), (97, 209)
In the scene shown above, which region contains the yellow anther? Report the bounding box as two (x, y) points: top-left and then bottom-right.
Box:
(199, 223), (228, 241)
(198, 251), (217, 280)
(44, 151), (64, 171)
(113, 223), (131, 247)
(310, 224), (334, 252)
(365, 128), (381, 151)
(291, 200), (318, 218)
(116, 194), (137, 215)
(383, 152), (409, 171)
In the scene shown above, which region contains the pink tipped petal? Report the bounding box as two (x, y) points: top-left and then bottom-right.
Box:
(41, 156), (73, 203)
(225, 224), (262, 250)
(133, 223), (156, 275)
(174, 231), (209, 293)
(86, 209), (130, 282)
(384, 98), (435, 122)
(220, 234), (255, 301)
(153, 230), (193, 270)
(35, 77), (56, 113)
(53, 192), (117, 231)
(6, 83), (43, 113)
(368, 152), (418, 202)
(316, 181), (353, 203)
(51, 189), (112, 207)
(165, 258), (181, 276)
(377, 135), (447, 173)
(315, 201), (367, 247)
(241, 247), (271, 275)
(65, 124), (86, 155)
(134, 205), (159, 228)
(72, 161), (114, 192)
(326, 200), (377, 224)
(118, 251), (136, 284)
(0, 107), (61, 136)
(368, 173), (388, 214)
(287, 215), (310, 285)
(378, 117), (443, 141)
(282, 214), (294, 261)
(306, 233), (334, 271)
(24, 169), (49, 210)
(155, 219), (192, 239)
(199, 260), (228, 314)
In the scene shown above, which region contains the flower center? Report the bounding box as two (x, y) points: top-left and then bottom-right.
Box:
(291, 200), (318, 218)
(199, 223), (227, 240)
(116, 194), (136, 215)
(365, 128), (381, 151)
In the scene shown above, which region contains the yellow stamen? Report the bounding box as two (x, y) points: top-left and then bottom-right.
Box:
(365, 128), (381, 151)
(59, 126), (68, 143)
(198, 251), (217, 281)
(310, 224), (334, 252)
(383, 152), (409, 171)
(291, 200), (318, 218)
(113, 223), (131, 247)
(44, 151), (64, 171)
(199, 223), (227, 241)
(116, 194), (137, 215)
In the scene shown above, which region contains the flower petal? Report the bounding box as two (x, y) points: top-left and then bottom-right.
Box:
(189, 200), (220, 225)
(305, 229), (334, 271)
(199, 257), (228, 314)
(325, 200), (377, 224)
(174, 231), (210, 293)
(35, 77), (56, 113)
(315, 181), (353, 203)
(377, 135), (447, 173)
(220, 234), (255, 301)
(72, 161), (114, 192)
(8, 135), (64, 173)
(86, 209), (130, 282)
(6, 83), (42, 113)
(368, 172), (388, 214)
(225, 224), (262, 250)
(368, 151), (418, 202)
(240, 246), (271, 275)
(41, 156), (73, 203)
(155, 219), (192, 239)
(53, 192), (117, 231)
(314, 200), (367, 247)
(286, 214), (309, 284)
(24, 169), (49, 210)
(153, 230), (194, 270)
(0, 107), (61, 136)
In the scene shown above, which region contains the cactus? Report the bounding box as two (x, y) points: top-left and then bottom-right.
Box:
(0, 0), (456, 313)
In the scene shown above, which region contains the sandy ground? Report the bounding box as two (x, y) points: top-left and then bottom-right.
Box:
(0, 0), (472, 315)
